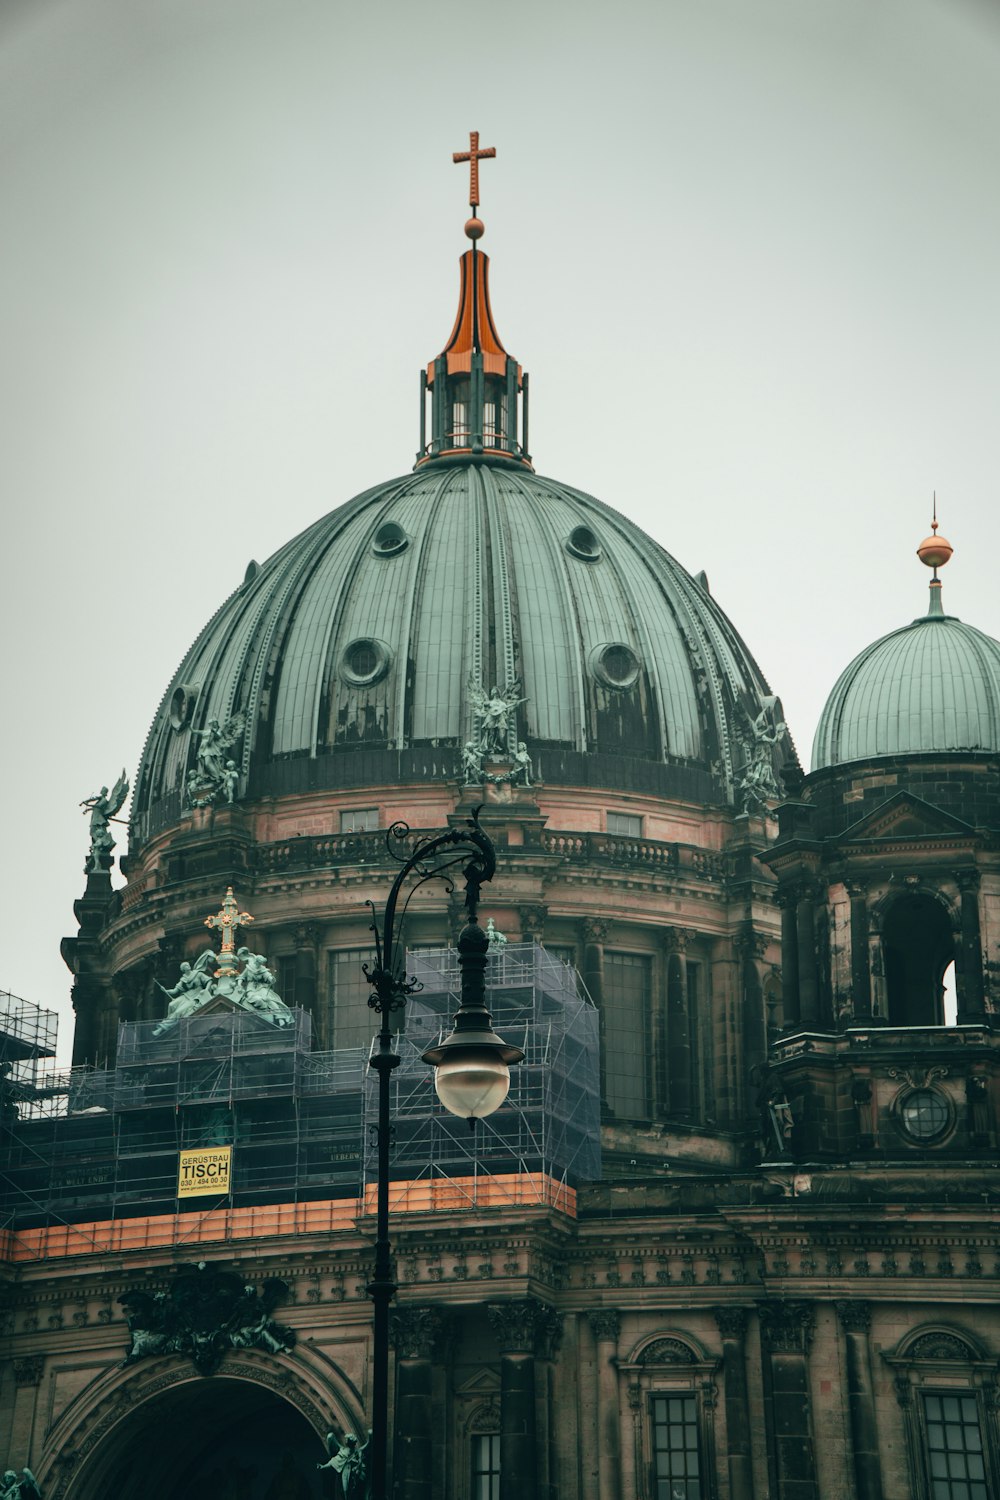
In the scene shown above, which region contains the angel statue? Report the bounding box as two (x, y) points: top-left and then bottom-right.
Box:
(317, 1429), (371, 1500)
(187, 712), (246, 807)
(468, 678), (525, 757)
(80, 769), (129, 872)
(736, 701), (787, 814)
(0, 1470), (41, 1500)
(152, 949), (217, 1035)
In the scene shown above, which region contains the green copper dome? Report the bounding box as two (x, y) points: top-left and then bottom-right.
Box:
(132, 460), (793, 844)
(812, 586), (1000, 770)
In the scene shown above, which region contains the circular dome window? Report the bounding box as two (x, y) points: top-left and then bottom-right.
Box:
(372, 522), (409, 558)
(169, 683), (198, 732)
(592, 643), (641, 691)
(566, 525), (602, 562)
(898, 1087), (953, 1144)
(341, 638), (391, 686)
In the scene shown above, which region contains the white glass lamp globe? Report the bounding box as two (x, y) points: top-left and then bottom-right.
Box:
(433, 1050), (511, 1121)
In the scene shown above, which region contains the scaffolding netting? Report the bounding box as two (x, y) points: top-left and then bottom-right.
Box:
(364, 942), (601, 1191)
(0, 944), (600, 1227)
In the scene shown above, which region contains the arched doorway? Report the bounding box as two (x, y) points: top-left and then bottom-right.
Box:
(67, 1377), (329, 1500)
(882, 892), (954, 1026)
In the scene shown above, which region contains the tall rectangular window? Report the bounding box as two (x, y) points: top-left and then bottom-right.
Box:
(327, 949), (375, 1051)
(340, 807), (378, 833)
(603, 952), (651, 1118)
(651, 1394), (702, 1499)
(922, 1393), (989, 1499)
(471, 1433), (500, 1500)
(276, 956), (297, 1009)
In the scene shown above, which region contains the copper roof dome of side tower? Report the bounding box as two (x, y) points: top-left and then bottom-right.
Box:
(813, 521), (1000, 770)
(131, 140), (798, 847)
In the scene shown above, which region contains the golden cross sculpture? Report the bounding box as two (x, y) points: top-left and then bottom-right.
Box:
(204, 887), (254, 977)
(453, 131), (496, 213)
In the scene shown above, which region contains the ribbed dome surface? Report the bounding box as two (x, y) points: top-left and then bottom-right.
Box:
(133, 461), (783, 842)
(813, 605), (1000, 770)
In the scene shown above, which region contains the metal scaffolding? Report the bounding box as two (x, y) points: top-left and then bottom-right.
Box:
(0, 944), (600, 1228)
(363, 942), (601, 1193)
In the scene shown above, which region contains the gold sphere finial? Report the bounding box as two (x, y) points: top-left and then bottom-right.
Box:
(917, 495), (953, 570)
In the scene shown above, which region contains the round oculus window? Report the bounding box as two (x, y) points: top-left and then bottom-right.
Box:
(592, 643), (641, 690)
(565, 525), (602, 562)
(372, 522), (409, 557)
(169, 683), (198, 732)
(899, 1088), (952, 1143)
(341, 638), (391, 686)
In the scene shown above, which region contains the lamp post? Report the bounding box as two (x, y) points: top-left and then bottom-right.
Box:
(363, 812), (524, 1500)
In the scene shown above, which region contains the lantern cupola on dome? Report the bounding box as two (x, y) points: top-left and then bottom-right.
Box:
(416, 133), (531, 469)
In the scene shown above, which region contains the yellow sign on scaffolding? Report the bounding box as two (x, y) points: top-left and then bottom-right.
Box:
(177, 1146), (233, 1197)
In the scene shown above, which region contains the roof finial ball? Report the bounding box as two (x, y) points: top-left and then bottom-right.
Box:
(916, 495), (954, 574)
(916, 495), (953, 619)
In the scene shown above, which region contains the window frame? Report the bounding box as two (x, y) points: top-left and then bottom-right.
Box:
(619, 1334), (720, 1500)
(470, 1430), (501, 1500)
(339, 807), (379, 834)
(607, 811), (643, 839)
(884, 1326), (1000, 1500)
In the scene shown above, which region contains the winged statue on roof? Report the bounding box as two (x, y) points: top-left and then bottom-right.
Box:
(186, 711), (246, 807)
(80, 768), (129, 872)
(734, 695), (790, 814)
(0, 1470), (41, 1500)
(467, 678), (525, 758)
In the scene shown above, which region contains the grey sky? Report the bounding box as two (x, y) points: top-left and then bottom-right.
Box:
(2, 0), (998, 1061)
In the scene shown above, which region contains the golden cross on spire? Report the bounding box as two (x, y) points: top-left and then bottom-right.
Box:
(204, 886), (254, 977)
(453, 131), (496, 213)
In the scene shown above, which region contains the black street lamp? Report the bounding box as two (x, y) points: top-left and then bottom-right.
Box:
(363, 812), (523, 1500)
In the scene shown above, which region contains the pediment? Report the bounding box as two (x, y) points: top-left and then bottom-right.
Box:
(455, 1367), (501, 1398)
(837, 791), (977, 845)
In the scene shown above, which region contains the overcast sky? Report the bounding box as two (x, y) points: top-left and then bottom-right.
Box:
(2, 0), (998, 1062)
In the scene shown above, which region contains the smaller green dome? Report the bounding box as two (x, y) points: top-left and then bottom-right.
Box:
(812, 587), (1000, 769)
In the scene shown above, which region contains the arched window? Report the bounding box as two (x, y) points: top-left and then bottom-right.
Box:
(882, 893), (954, 1026)
(618, 1334), (720, 1500)
(464, 1399), (502, 1500)
(885, 1326), (1000, 1500)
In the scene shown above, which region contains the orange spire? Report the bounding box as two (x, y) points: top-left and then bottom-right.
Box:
(416, 137), (530, 469)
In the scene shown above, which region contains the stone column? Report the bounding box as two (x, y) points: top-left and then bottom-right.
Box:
(587, 1309), (622, 1500)
(535, 1305), (563, 1500)
(519, 904), (547, 946)
(736, 927), (768, 1089)
(795, 888), (820, 1029)
(488, 1300), (543, 1500)
(777, 890), (800, 1028)
(957, 871), (985, 1020)
(836, 1301), (883, 1500)
(715, 1308), (755, 1500)
(847, 884), (872, 1019)
(391, 1306), (447, 1500)
(9, 1355), (43, 1468)
(664, 929), (693, 1119)
(758, 1301), (818, 1500)
(293, 922), (318, 1017)
(582, 918), (610, 1011)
